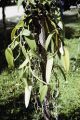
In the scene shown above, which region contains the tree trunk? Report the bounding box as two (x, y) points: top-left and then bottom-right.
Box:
(38, 18), (50, 120)
(2, 6), (6, 29)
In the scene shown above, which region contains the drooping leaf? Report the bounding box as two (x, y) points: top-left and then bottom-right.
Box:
(19, 56), (29, 69)
(16, 20), (24, 29)
(51, 39), (54, 52)
(5, 48), (14, 68)
(11, 27), (17, 40)
(24, 80), (32, 108)
(11, 20), (24, 40)
(57, 65), (66, 81)
(59, 42), (64, 55)
(46, 55), (53, 84)
(45, 33), (53, 50)
(40, 85), (48, 102)
(25, 37), (36, 50)
(58, 21), (63, 30)
(61, 47), (70, 72)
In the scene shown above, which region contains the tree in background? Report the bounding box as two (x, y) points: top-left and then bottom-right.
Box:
(5, 0), (69, 119)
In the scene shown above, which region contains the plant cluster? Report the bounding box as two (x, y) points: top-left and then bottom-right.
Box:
(5, 0), (69, 119)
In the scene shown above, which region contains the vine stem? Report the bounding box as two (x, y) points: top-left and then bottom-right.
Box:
(29, 66), (49, 85)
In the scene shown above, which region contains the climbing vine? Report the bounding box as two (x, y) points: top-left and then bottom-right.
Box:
(5, 0), (69, 119)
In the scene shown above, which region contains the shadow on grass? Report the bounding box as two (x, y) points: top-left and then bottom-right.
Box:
(58, 108), (80, 120)
(0, 93), (80, 120)
(0, 94), (34, 120)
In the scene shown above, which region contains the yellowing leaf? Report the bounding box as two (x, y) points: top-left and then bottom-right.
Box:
(61, 47), (70, 72)
(45, 33), (53, 50)
(25, 85), (32, 108)
(16, 20), (24, 29)
(40, 85), (48, 102)
(5, 48), (14, 68)
(46, 55), (53, 84)
(11, 20), (24, 41)
(11, 27), (16, 40)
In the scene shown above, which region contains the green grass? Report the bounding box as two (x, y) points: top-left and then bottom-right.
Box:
(0, 69), (24, 105)
(58, 37), (80, 115)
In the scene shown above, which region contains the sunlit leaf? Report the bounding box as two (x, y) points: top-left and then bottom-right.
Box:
(61, 47), (70, 72)
(45, 33), (53, 50)
(5, 48), (14, 68)
(58, 21), (63, 30)
(46, 55), (53, 84)
(51, 40), (54, 52)
(25, 37), (36, 50)
(24, 81), (32, 108)
(40, 85), (48, 102)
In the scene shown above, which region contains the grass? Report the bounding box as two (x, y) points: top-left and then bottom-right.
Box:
(0, 69), (24, 104)
(65, 19), (80, 38)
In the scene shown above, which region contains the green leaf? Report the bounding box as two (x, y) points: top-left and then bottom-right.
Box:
(24, 80), (32, 108)
(19, 69), (24, 79)
(17, 0), (24, 9)
(19, 56), (29, 69)
(11, 20), (24, 41)
(25, 37), (36, 50)
(5, 48), (14, 68)
(45, 33), (53, 50)
(46, 55), (53, 84)
(57, 65), (66, 81)
(11, 27), (17, 40)
(51, 39), (54, 52)
(16, 20), (24, 29)
(61, 47), (70, 72)
(11, 41), (19, 50)
(40, 85), (48, 102)
(21, 29), (31, 36)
